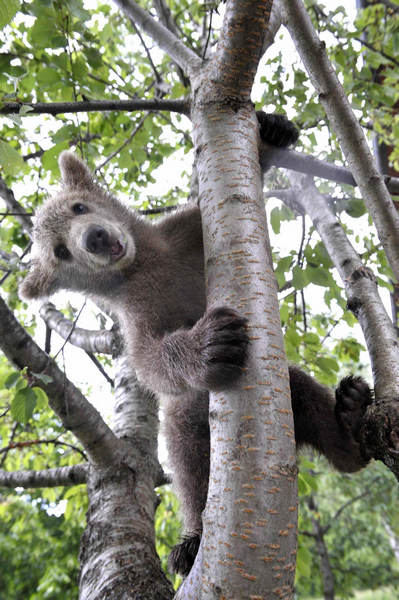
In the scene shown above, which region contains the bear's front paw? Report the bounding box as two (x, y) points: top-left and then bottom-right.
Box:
(195, 307), (249, 391)
(335, 376), (373, 440)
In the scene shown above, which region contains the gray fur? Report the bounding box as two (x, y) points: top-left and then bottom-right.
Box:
(21, 148), (371, 576)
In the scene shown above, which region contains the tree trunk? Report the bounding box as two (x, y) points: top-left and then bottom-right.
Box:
(178, 1), (297, 597)
(79, 354), (173, 600)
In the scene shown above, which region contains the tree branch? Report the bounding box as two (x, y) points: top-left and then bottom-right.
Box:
(280, 0), (399, 282)
(39, 302), (115, 386)
(181, 1), (297, 596)
(112, 0), (202, 75)
(0, 176), (33, 232)
(39, 303), (114, 354)
(0, 437), (87, 460)
(261, 143), (399, 195)
(0, 295), (120, 465)
(152, 0), (191, 86)
(287, 172), (399, 401)
(0, 464), (88, 488)
(286, 172), (399, 477)
(210, 0), (275, 99)
(0, 98), (189, 117)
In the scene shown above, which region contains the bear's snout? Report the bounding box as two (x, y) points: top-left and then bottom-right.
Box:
(83, 225), (110, 254)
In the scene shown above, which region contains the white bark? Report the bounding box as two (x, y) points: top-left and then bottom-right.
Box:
(178, 1), (297, 597)
(40, 302), (114, 354)
(280, 0), (399, 283)
(287, 172), (399, 401)
(111, 0), (202, 75)
(286, 172), (399, 477)
(260, 143), (399, 195)
(0, 295), (120, 464)
(79, 355), (171, 599)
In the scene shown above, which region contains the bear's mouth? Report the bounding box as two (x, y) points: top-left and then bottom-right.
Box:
(110, 239), (126, 262)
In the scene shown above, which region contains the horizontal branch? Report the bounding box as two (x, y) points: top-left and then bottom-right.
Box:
(0, 464), (88, 488)
(0, 176), (33, 232)
(40, 302), (114, 354)
(261, 143), (399, 195)
(0, 98), (189, 117)
(0, 437), (87, 460)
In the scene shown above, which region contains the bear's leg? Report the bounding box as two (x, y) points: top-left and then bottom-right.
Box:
(289, 366), (372, 471)
(163, 390), (210, 576)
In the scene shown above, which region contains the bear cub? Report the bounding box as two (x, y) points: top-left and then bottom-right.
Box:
(20, 113), (372, 577)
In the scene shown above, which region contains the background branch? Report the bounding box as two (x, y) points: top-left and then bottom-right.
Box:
(39, 303), (114, 354)
(280, 0), (399, 282)
(0, 98), (189, 117)
(286, 171), (399, 476)
(0, 176), (33, 232)
(0, 464), (88, 488)
(261, 143), (399, 195)
(0, 295), (119, 464)
(112, 0), (202, 75)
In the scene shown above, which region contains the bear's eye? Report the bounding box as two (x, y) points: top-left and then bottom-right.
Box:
(72, 203), (88, 215)
(54, 244), (71, 260)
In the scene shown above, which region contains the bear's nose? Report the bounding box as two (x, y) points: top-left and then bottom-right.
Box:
(83, 225), (110, 254)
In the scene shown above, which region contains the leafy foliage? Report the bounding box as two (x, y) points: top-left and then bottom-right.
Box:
(0, 0), (398, 596)
(0, 493), (83, 599)
(296, 458), (399, 598)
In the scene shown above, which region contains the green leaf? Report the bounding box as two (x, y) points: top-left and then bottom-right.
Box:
(296, 542), (312, 577)
(32, 372), (53, 385)
(298, 472), (312, 496)
(292, 265), (308, 290)
(346, 199), (366, 218)
(0, 0), (20, 29)
(270, 207), (281, 234)
(4, 371), (21, 389)
(42, 142), (70, 173)
(300, 471), (318, 492)
(306, 266), (330, 287)
(11, 387), (37, 423)
(84, 47), (102, 69)
(0, 142), (27, 176)
(37, 68), (62, 87)
(29, 17), (67, 49)
(316, 356), (339, 374)
(31, 386), (48, 409)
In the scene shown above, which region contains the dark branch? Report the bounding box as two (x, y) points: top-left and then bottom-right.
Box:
(0, 437), (87, 461)
(0, 98), (189, 117)
(0, 176), (33, 232)
(0, 464), (88, 488)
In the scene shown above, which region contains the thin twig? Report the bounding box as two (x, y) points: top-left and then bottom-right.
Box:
(53, 300), (87, 360)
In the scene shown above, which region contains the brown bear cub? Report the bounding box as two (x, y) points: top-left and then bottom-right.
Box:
(20, 113), (372, 576)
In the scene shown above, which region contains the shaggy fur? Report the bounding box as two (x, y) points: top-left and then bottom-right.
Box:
(20, 113), (372, 577)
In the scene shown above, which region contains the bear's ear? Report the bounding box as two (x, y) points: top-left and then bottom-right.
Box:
(58, 151), (95, 189)
(19, 262), (53, 300)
